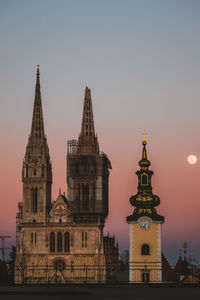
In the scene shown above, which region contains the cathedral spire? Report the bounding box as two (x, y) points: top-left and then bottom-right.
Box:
(25, 65), (49, 158)
(78, 87), (99, 154)
(30, 65), (45, 139)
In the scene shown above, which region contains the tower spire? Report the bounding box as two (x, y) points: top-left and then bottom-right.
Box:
(25, 65), (49, 158)
(78, 87), (99, 154)
(30, 65), (45, 139)
(127, 137), (164, 222)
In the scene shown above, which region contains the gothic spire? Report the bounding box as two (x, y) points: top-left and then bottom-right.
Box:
(30, 65), (45, 138)
(78, 87), (99, 154)
(25, 65), (49, 157)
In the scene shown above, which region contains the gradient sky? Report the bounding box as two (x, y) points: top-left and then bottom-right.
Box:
(1, 0), (200, 264)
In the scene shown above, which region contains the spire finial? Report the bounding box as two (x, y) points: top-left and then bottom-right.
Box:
(36, 64), (40, 77)
(142, 131), (147, 142)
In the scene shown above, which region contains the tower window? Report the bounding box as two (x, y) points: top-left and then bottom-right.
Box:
(50, 232), (55, 252)
(64, 232), (70, 252)
(32, 187), (38, 213)
(57, 232), (62, 252)
(141, 244), (150, 256)
(141, 174), (148, 185)
(31, 233), (33, 243)
(34, 169), (37, 176)
(82, 231), (88, 248)
(82, 183), (89, 209)
(26, 165), (28, 178)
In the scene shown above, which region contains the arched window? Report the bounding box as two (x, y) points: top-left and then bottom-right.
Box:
(50, 232), (55, 252)
(64, 232), (70, 252)
(32, 187), (38, 213)
(141, 174), (148, 185)
(82, 183), (89, 209)
(57, 232), (62, 252)
(141, 244), (150, 256)
(54, 260), (65, 271)
(82, 183), (85, 207)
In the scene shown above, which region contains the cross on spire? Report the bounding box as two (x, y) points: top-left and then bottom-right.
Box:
(142, 131), (147, 141)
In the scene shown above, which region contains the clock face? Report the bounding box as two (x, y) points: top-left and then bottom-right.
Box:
(140, 219), (151, 231)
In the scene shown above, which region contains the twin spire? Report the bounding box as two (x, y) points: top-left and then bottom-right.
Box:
(29, 67), (99, 156)
(78, 86), (99, 154)
(30, 64), (45, 139)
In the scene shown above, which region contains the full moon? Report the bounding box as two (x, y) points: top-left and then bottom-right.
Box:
(187, 155), (197, 165)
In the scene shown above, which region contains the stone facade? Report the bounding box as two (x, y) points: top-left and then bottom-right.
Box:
(15, 66), (118, 284)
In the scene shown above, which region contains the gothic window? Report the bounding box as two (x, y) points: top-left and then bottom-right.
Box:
(78, 184), (80, 203)
(85, 232), (87, 247)
(31, 233), (33, 243)
(42, 165), (44, 177)
(64, 232), (70, 252)
(32, 187), (38, 213)
(92, 184), (95, 210)
(26, 165), (28, 178)
(82, 231), (87, 248)
(86, 184), (89, 208)
(57, 232), (62, 252)
(82, 232), (84, 247)
(141, 174), (148, 185)
(34, 169), (37, 176)
(82, 184), (89, 209)
(35, 233), (37, 244)
(141, 244), (150, 256)
(54, 260), (65, 271)
(50, 232), (55, 252)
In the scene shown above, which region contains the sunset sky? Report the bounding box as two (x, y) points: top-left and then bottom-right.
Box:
(1, 0), (200, 264)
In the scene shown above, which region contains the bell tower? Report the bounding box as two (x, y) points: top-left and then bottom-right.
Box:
(22, 65), (52, 223)
(127, 137), (164, 283)
(67, 87), (111, 224)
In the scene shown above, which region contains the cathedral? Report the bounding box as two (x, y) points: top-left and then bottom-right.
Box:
(15, 66), (118, 284)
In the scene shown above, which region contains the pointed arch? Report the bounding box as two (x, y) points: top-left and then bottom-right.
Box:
(57, 232), (62, 252)
(32, 187), (38, 213)
(50, 232), (55, 252)
(64, 232), (70, 252)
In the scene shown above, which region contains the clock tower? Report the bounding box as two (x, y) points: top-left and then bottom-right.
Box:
(127, 138), (164, 283)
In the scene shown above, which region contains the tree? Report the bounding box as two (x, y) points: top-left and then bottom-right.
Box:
(119, 250), (129, 265)
(9, 245), (16, 283)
